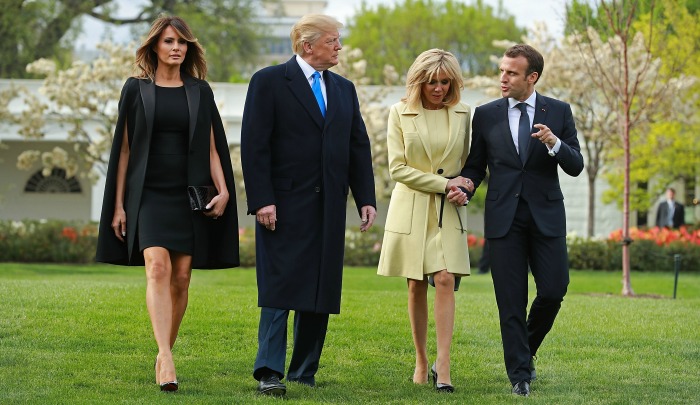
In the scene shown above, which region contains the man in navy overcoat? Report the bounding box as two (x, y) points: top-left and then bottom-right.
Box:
(240, 14), (376, 396)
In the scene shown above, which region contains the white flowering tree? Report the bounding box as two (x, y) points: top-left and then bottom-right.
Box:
(0, 42), (133, 182)
(568, 0), (696, 296)
(332, 46), (399, 200)
(465, 1), (697, 295)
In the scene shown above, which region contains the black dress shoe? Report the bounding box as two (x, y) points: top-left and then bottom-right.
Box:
(512, 380), (530, 397)
(530, 356), (537, 381)
(257, 374), (286, 396)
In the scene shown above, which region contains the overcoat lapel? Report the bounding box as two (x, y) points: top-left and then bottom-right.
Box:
(407, 109), (432, 159)
(284, 58), (325, 130)
(323, 70), (339, 130)
(437, 104), (468, 166)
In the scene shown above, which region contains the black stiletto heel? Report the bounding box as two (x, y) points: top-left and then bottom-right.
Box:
(431, 363), (455, 393)
(156, 355), (179, 392)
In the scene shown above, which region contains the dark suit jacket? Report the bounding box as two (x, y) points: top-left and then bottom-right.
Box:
(241, 57), (376, 314)
(656, 201), (685, 228)
(461, 93), (584, 238)
(95, 75), (239, 268)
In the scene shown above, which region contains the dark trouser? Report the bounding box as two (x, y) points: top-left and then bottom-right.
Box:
(253, 307), (329, 385)
(478, 238), (491, 273)
(489, 200), (569, 385)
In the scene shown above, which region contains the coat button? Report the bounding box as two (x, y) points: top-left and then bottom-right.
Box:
(437, 169), (444, 174)
(315, 186), (321, 193)
(514, 193), (520, 198)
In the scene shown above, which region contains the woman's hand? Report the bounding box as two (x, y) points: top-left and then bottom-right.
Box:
(112, 208), (127, 242)
(204, 192), (229, 220)
(447, 186), (469, 206)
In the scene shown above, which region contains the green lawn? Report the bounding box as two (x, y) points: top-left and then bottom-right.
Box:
(0, 263), (698, 404)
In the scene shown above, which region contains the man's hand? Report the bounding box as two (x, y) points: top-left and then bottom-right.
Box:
(533, 123), (558, 147)
(256, 205), (277, 231)
(445, 176), (474, 193)
(360, 205), (377, 232)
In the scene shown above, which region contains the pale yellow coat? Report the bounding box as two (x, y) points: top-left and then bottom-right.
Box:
(378, 101), (472, 280)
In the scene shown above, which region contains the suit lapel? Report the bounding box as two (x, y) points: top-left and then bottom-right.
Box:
(182, 74), (200, 147)
(284, 57), (324, 130)
(494, 99), (520, 163)
(529, 93), (549, 162)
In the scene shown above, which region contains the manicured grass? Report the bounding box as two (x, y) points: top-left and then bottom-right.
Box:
(0, 263), (698, 404)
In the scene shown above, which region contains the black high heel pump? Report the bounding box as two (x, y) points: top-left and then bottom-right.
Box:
(431, 363), (455, 393)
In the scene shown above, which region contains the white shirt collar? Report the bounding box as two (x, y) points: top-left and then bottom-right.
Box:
(295, 55), (322, 81)
(508, 92), (537, 110)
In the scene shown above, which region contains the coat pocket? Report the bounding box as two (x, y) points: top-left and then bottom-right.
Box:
(385, 189), (414, 234)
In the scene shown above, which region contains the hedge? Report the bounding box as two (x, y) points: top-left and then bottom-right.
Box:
(1, 220), (698, 272)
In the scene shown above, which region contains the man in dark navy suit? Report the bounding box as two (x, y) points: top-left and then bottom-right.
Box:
(656, 187), (685, 228)
(449, 44), (584, 396)
(241, 14), (376, 396)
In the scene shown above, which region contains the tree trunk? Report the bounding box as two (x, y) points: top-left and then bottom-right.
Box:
(621, 107), (634, 296)
(587, 173), (596, 238)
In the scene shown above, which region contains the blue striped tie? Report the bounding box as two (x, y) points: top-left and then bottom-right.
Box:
(311, 71), (326, 117)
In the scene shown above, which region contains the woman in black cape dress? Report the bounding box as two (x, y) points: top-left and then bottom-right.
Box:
(95, 16), (239, 391)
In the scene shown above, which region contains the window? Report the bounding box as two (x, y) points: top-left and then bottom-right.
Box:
(24, 168), (81, 193)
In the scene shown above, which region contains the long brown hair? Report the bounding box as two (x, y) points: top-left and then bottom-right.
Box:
(134, 15), (207, 81)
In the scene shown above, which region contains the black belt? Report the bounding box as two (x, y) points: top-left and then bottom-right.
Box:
(438, 193), (466, 233)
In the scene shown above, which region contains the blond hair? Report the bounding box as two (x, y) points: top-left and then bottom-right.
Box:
(403, 49), (464, 110)
(290, 14), (343, 55)
(134, 15), (207, 81)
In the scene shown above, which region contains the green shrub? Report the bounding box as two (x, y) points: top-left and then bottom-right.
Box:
(344, 226), (383, 266)
(238, 226), (256, 267)
(567, 237), (611, 270)
(0, 220), (98, 263)
(3, 219), (696, 273)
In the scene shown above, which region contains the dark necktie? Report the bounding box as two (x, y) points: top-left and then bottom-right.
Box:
(516, 102), (530, 164)
(311, 71), (326, 117)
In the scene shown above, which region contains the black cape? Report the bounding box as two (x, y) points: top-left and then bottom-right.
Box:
(96, 74), (239, 269)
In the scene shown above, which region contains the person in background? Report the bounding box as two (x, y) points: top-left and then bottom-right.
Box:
(240, 14), (376, 397)
(449, 44), (584, 397)
(656, 187), (685, 228)
(95, 15), (239, 392)
(377, 49), (472, 393)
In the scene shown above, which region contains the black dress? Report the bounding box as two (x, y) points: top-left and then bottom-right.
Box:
(138, 85), (193, 254)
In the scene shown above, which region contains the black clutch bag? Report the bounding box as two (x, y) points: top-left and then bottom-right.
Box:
(188, 185), (217, 211)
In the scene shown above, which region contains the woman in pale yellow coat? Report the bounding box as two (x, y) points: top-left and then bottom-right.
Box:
(378, 49), (473, 393)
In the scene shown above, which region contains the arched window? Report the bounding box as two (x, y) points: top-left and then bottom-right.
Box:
(24, 168), (82, 193)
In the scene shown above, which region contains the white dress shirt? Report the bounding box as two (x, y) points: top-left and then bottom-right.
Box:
(508, 92), (561, 156)
(296, 55), (327, 105)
